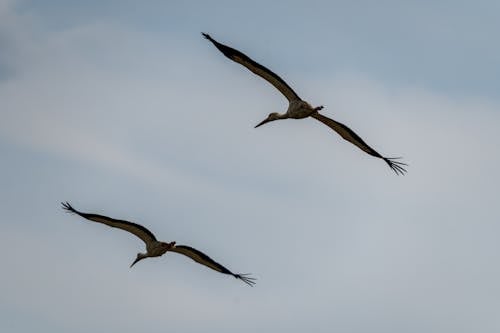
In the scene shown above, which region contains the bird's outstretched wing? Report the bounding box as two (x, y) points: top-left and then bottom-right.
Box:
(61, 202), (157, 245)
(310, 113), (407, 175)
(202, 33), (301, 102)
(170, 245), (256, 286)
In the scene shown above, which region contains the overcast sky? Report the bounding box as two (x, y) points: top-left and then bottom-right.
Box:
(1, 1), (500, 332)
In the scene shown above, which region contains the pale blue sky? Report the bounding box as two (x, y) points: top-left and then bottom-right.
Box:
(1, 1), (500, 332)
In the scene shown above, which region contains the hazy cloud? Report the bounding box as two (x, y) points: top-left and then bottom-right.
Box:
(1, 1), (500, 333)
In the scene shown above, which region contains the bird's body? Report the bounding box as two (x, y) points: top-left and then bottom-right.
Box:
(144, 240), (171, 258)
(258, 100), (322, 127)
(62, 202), (255, 286)
(203, 33), (406, 175)
(286, 100), (319, 119)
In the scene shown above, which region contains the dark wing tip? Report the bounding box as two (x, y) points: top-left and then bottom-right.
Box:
(201, 32), (212, 40)
(234, 273), (257, 287)
(384, 157), (408, 176)
(61, 201), (77, 213)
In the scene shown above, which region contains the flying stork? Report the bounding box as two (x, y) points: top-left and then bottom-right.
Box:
(62, 202), (256, 286)
(202, 33), (407, 175)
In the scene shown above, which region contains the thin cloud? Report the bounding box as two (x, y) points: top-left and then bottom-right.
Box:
(1, 2), (500, 333)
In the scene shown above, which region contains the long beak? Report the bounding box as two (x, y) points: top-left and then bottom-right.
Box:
(130, 256), (143, 268)
(255, 117), (272, 128)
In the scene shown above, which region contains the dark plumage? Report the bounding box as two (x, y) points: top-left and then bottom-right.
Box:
(62, 202), (256, 286)
(203, 33), (407, 175)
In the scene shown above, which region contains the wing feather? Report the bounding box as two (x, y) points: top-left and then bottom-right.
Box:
(203, 33), (301, 102)
(310, 113), (407, 175)
(171, 245), (256, 286)
(61, 202), (157, 245)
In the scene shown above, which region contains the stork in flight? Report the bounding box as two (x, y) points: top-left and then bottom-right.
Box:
(202, 33), (407, 175)
(62, 202), (256, 286)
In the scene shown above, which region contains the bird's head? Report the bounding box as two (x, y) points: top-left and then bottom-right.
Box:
(130, 253), (147, 268)
(255, 113), (281, 128)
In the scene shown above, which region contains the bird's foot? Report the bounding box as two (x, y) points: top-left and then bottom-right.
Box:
(314, 105), (324, 111)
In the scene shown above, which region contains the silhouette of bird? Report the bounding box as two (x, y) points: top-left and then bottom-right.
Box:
(203, 33), (406, 175)
(62, 202), (256, 286)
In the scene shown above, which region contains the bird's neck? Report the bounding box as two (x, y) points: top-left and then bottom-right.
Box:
(277, 112), (289, 119)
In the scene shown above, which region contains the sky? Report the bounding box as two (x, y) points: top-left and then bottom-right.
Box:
(1, 0), (500, 332)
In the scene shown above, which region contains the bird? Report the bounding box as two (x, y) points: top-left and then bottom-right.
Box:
(202, 33), (407, 175)
(61, 202), (256, 286)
